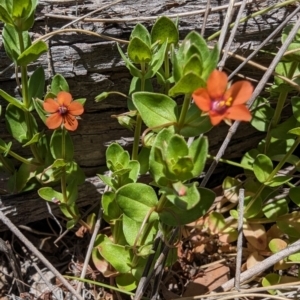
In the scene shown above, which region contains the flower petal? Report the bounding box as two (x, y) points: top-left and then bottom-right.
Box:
(57, 91), (73, 106)
(226, 105), (252, 122)
(192, 88), (211, 112)
(45, 113), (63, 129)
(207, 70), (228, 99)
(225, 81), (253, 105)
(63, 114), (78, 131)
(68, 101), (84, 116)
(43, 98), (59, 113)
(209, 111), (226, 126)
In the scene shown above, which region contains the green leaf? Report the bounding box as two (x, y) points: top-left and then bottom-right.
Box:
(161, 182), (200, 210)
(263, 198), (289, 219)
(66, 219), (77, 230)
(184, 31), (209, 60)
(128, 37), (152, 63)
(169, 72), (205, 97)
(50, 74), (69, 94)
(262, 273), (280, 295)
(149, 128), (174, 186)
(202, 44), (219, 80)
(5, 104), (37, 143)
(0, 5), (14, 25)
(223, 176), (242, 203)
(271, 117), (298, 140)
(116, 183), (159, 223)
(32, 98), (47, 123)
(132, 92), (177, 130)
(183, 54), (202, 77)
(145, 41), (168, 79)
(50, 129), (74, 161)
(179, 103), (213, 137)
(65, 161), (85, 185)
(130, 23), (151, 47)
(66, 179), (78, 205)
(38, 187), (64, 202)
(277, 211), (300, 237)
(138, 147), (150, 175)
(17, 41), (48, 66)
(289, 187), (300, 206)
(258, 138), (294, 159)
(166, 156), (194, 181)
(102, 191), (121, 223)
(159, 187), (215, 226)
(189, 136), (208, 177)
(244, 194), (262, 219)
(166, 135), (189, 161)
(116, 273), (137, 292)
(12, 0), (31, 19)
(253, 154), (273, 183)
(28, 66), (45, 107)
(18, 10), (35, 31)
(99, 174), (114, 190)
(291, 97), (300, 123)
(251, 97), (275, 132)
(117, 43), (141, 78)
(288, 127), (300, 136)
(95, 234), (132, 273)
(22, 132), (43, 147)
(3, 23), (26, 61)
(281, 24), (300, 62)
(151, 16), (178, 45)
(15, 161), (37, 192)
(106, 143), (130, 172)
(0, 89), (26, 111)
(266, 175), (292, 187)
(122, 214), (158, 246)
(241, 149), (260, 171)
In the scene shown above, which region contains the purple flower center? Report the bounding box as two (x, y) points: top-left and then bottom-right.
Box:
(211, 97), (233, 114)
(58, 106), (68, 115)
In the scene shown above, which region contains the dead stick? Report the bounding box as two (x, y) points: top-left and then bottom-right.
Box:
(0, 209), (84, 300)
(215, 238), (300, 292)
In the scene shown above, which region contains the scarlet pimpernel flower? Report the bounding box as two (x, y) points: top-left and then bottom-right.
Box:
(192, 70), (253, 126)
(43, 91), (84, 131)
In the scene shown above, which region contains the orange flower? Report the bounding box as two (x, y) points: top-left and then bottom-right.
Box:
(192, 70), (253, 126)
(43, 91), (84, 131)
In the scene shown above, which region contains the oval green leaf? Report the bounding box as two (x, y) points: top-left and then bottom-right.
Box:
(116, 183), (159, 222)
(132, 92), (177, 129)
(253, 154), (273, 183)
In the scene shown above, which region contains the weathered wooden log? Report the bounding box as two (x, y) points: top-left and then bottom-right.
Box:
(0, 0), (295, 228)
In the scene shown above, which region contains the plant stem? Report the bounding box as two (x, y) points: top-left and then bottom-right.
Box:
(177, 93), (191, 131)
(207, 155), (253, 171)
(164, 44), (171, 94)
(131, 63), (146, 160)
(0, 155), (14, 174)
(18, 32), (43, 164)
(272, 61), (298, 128)
(0, 146), (38, 166)
(61, 128), (68, 203)
(156, 194), (168, 213)
(132, 115), (142, 161)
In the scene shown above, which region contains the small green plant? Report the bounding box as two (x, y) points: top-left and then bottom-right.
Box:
(0, 0), (88, 230)
(92, 17), (254, 291)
